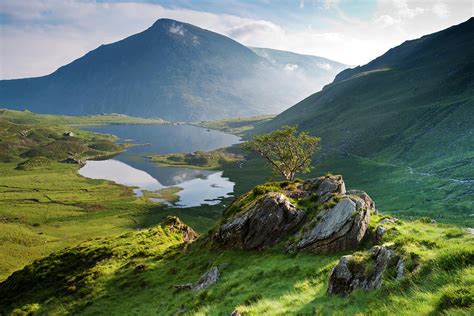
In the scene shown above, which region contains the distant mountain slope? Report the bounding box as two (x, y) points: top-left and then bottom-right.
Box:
(0, 19), (345, 122)
(255, 18), (474, 223)
(251, 47), (347, 96)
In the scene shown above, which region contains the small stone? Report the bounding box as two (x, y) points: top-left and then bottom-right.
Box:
(230, 310), (241, 316)
(134, 264), (147, 273)
(375, 226), (386, 244)
(396, 258), (404, 280)
(173, 283), (193, 291)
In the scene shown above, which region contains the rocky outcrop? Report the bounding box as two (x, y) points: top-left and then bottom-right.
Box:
(328, 246), (400, 296)
(347, 190), (377, 214)
(165, 216), (198, 243)
(193, 267), (220, 291)
(295, 196), (371, 253)
(215, 175), (375, 254)
(304, 175), (346, 203)
(174, 267), (220, 291)
(215, 193), (306, 250)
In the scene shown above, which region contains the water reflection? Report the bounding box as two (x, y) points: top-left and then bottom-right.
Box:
(79, 124), (240, 207)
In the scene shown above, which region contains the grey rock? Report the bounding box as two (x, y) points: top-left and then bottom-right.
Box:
(347, 190), (376, 214)
(328, 245), (396, 296)
(467, 228), (474, 235)
(173, 283), (193, 291)
(379, 218), (397, 224)
(375, 226), (386, 244)
(193, 266), (220, 291)
(216, 193), (306, 250)
(304, 175), (346, 203)
(296, 197), (370, 252)
(396, 258), (404, 280)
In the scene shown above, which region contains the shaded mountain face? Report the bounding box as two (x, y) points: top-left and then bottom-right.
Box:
(0, 19), (345, 122)
(257, 18), (474, 221)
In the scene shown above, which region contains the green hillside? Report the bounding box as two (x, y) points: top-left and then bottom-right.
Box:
(1, 187), (472, 315)
(254, 18), (474, 225)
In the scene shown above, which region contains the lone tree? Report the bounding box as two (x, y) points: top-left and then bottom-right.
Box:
(242, 126), (320, 181)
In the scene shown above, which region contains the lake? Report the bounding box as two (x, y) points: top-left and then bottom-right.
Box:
(78, 124), (240, 207)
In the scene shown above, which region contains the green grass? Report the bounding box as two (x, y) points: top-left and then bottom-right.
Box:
(219, 149), (474, 227)
(0, 108), (166, 126)
(0, 112), (223, 281)
(197, 115), (275, 136)
(1, 213), (472, 315)
(149, 147), (243, 170)
(250, 21), (474, 227)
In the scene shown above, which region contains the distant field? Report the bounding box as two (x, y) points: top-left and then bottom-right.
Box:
(0, 108), (166, 126)
(197, 115), (274, 136)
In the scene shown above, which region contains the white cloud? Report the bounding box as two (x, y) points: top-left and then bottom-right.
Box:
(432, 3), (449, 18)
(375, 14), (401, 27)
(317, 62), (332, 70)
(169, 23), (185, 36)
(392, 0), (424, 18)
(284, 63), (299, 71)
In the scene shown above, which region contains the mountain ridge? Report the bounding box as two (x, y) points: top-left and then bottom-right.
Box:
(0, 19), (346, 122)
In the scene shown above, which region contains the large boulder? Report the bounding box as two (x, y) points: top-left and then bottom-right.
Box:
(304, 175), (346, 203)
(327, 246), (400, 296)
(215, 193), (306, 250)
(295, 196), (371, 252)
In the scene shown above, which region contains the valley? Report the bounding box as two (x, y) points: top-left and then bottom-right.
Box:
(0, 10), (473, 316)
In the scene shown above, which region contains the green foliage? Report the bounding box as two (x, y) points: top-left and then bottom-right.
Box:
(242, 125), (321, 180)
(437, 286), (474, 312)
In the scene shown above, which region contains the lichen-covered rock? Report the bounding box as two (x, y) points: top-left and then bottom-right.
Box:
(295, 196), (370, 252)
(375, 226), (386, 244)
(193, 267), (220, 291)
(174, 267), (220, 291)
(347, 190), (376, 214)
(328, 246), (398, 296)
(304, 175), (346, 203)
(164, 216), (198, 243)
(215, 193), (306, 250)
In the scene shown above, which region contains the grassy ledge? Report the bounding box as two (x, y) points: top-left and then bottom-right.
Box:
(149, 147), (243, 170)
(196, 115), (275, 136)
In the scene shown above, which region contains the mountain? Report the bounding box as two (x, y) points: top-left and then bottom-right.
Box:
(255, 18), (474, 224)
(251, 47), (347, 91)
(0, 19), (345, 122)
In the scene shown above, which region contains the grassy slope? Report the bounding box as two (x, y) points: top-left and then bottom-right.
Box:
(1, 204), (472, 315)
(0, 108), (166, 126)
(197, 115), (274, 136)
(251, 19), (474, 226)
(0, 112), (222, 281)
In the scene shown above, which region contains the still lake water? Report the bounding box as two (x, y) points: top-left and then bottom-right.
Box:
(78, 124), (240, 207)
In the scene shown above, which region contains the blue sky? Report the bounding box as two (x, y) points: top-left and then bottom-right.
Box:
(1, 0), (472, 79)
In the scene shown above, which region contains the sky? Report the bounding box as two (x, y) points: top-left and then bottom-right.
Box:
(0, 0), (472, 79)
